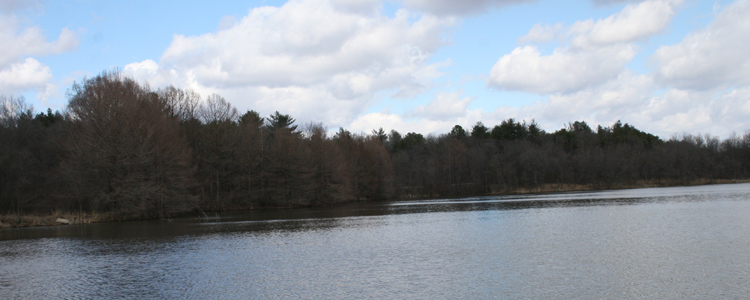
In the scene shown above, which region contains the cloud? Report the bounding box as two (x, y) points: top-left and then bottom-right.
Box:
(0, 0), (43, 14)
(482, 0), (750, 138)
(0, 13), (77, 97)
(0, 57), (53, 94)
(123, 59), (185, 89)
(399, 0), (536, 16)
(217, 16), (236, 31)
(589, 0), (647, 6)
(482, 70), (749, 138)
(653, 0), (750, 90)
(126, 0), (455, 128)
(399, 0), (661, 17)
(347, 112), (408, 133)
(482, 71), (652, 131)
(648, 87), (750, 136)
(337, 0), (648, 17)
(124, 59), (380, 126)
(0, 15), (78, 67)
(338, 1), (750, 139)
(159, 3), (452, 91)
(341, 0), (746, 138)
(569, 0), (682, 48)
(489, 0), (680, 95)
(541, 72), (655, 126)
(407, 91), (472, 120)
(348, 0), (747, 138)
(519, 0), (681, 46)
(709, 87), (750, 134)
(330, 0), (382, 14)
(347, 90), (487, 135)
(355, 71), (748, 138)
(347, 111), (480, 135)
(116, 0), (747, 138)
(488, 44), (636, 94)
(518, 23), (564, 44)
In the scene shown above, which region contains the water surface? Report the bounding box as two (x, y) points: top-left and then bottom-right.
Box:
(2, 183), (750, 299)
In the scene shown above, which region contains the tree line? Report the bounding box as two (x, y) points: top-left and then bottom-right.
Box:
(387, 120), (749, 198)
(1, 71), (749, 219)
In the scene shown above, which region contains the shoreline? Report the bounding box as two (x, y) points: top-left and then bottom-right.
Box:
(0, 212), (114, 229)
(2, 179), (749, 229)
(393, 178), (750, 200)
(490, 178), (750, 196)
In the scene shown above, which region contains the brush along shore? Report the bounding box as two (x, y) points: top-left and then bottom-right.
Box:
(2, 179), (749, 229)
(0, 212), (114, 229)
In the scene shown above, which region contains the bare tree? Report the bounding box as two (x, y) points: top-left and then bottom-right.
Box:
(200, 94), (238, 124)
(64, 71), (196, 218)
(157, 85), (201, 122)
(193, 94), (240, 209)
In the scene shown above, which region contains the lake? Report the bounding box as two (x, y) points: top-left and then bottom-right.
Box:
(2, 183), (750, 299)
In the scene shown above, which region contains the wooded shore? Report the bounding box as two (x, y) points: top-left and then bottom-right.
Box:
(3, 71), (750, 227)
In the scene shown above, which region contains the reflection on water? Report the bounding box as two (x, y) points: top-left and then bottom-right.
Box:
(2, 183), (750, 299)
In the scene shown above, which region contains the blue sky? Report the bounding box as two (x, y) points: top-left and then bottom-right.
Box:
(2, 0), (749, 138)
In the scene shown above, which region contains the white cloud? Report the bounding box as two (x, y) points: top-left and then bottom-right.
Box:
(518, 23), (564, 44)
(653, 0), (750, 90)
(159, 3), (452, 90)
(126, 0), (455, 128)
(354, 72), (748, 138)
(408, 91), (472, 120)
(346, 0), (747, 138)
(710, 87), (750, 133)
(0, 15), (78, 67)
(114, 0), (747, 138)
(348, 111), (479, 135)
(217, 16), (236, 31)
(341, 0), (747, 138)
(330, 0), (382, 14)
(400, 0), (535, 16)
(481, 0), (750, 138)
(348, 112), (408, 133)
(347, 91), (485, 135)
(124, 60), (379, 126)
(489, 0), (680, 95)
(0, 57), (53, 94)
(488, 45), (635, 94)
(235, 85), (378, 127)
(123, 59), (186, 89)
(518, 0), (682, 48)
(0, 13), (77, 97)
(569, 0), (682, 48)
(400, 0), (666, 17)
(481, 71), (749, 138)
(333, 0), (649, 17)
(541, 72), (655, 127)
(482, 71), (653, 132)
(649, 87), (750, 136)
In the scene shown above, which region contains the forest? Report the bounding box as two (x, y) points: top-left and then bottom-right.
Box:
(2, 71), (750, 221)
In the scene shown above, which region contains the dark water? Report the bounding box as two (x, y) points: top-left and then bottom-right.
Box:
(2, 183), (750, 299)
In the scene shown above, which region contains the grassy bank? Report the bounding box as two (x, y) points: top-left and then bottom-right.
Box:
(494, 178), (750, 195)
(0, 212), (114, 229)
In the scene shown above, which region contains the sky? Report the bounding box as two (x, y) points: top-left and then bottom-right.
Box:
(1, 0), (749, 138)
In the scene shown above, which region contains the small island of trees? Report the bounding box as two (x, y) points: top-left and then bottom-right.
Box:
(2, 71), (750, 225)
